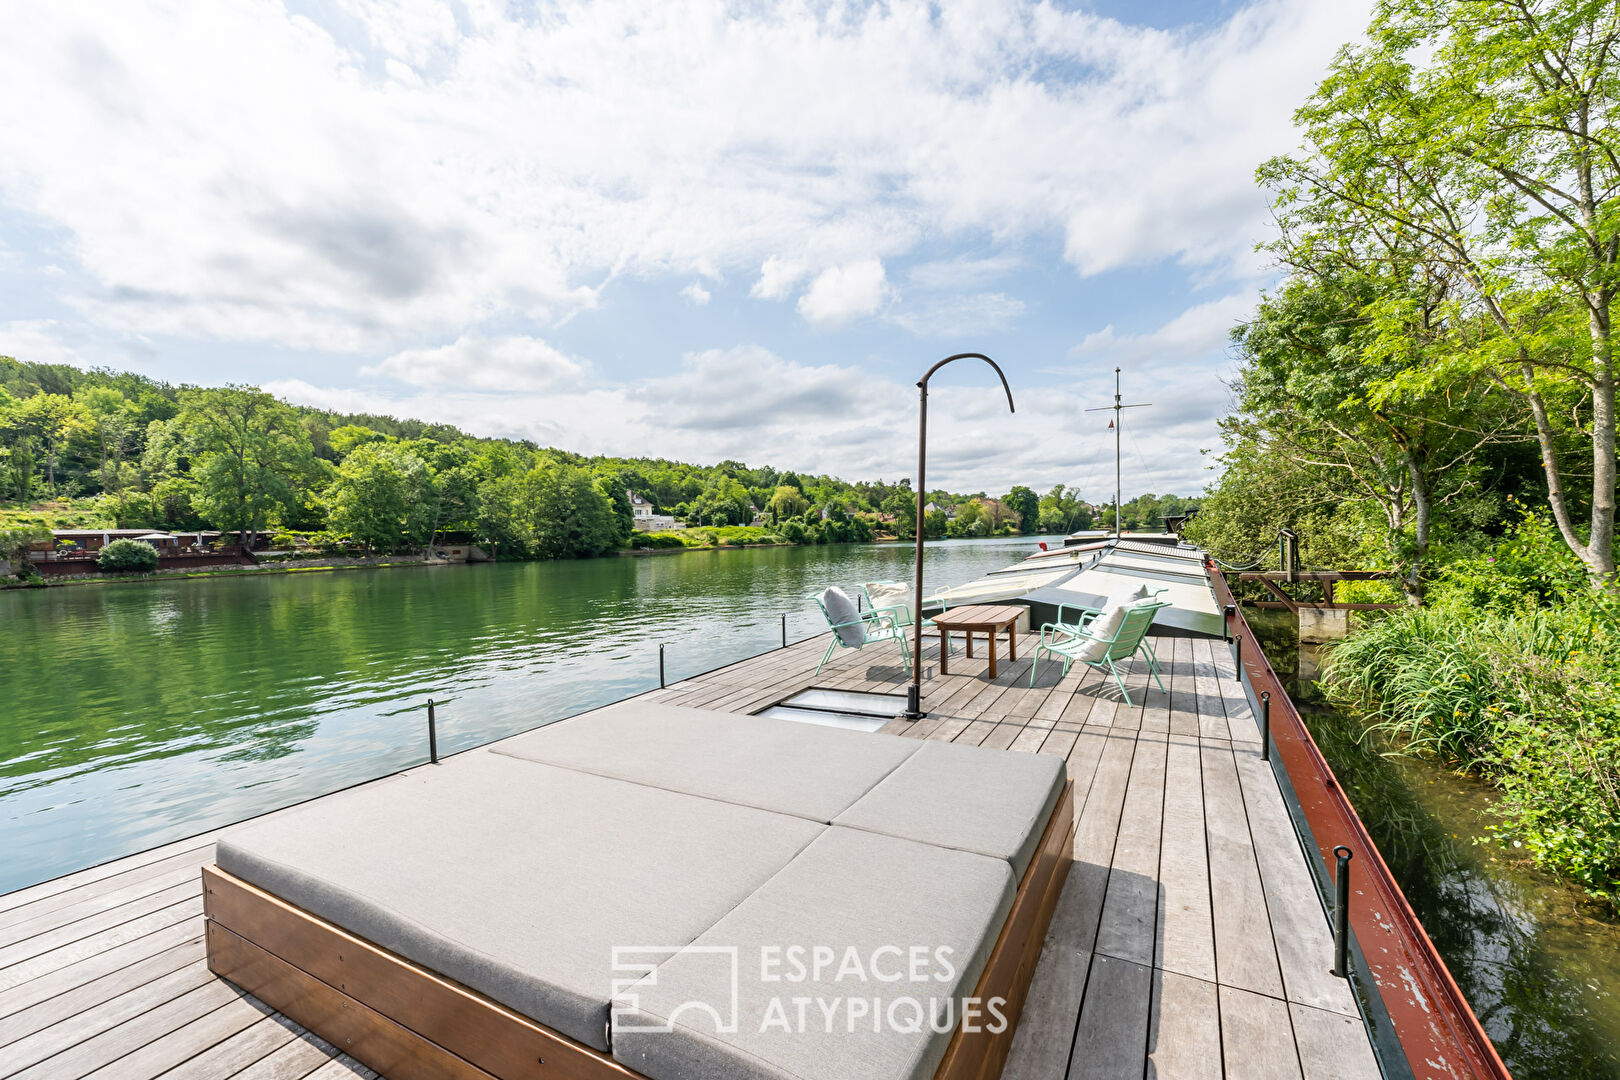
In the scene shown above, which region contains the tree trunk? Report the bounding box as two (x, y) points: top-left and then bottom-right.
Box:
(1405, 453), (1431, 606)
(1588, 300), (1617, 584)
(1520, 367), (1592, 566)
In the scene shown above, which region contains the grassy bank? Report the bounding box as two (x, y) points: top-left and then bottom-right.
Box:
(1322, 518), (1620, 907)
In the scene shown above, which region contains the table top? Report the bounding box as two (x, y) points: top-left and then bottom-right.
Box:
(929, 604), (1024, 628)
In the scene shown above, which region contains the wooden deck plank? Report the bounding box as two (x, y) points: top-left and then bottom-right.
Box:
(1289, 1003), (1383, 1080)
(1066, 730), (1138, 955)
(1157, 733), (1217, 984)
(1068, 953), (1150, 1080)
(7, 977), (240, 1080)
(0, 881), (198, 971)
(0, 897), (203, 993)
(1094, 732), (1168, 968)
(0, 959), (212, 1072)
(1219, 985), (1303, 1080)
(0, 922), (203, 1021)
(0, 937), (204, 1047)
(1201, 742), (1286, 999)
(1233, 750), (1359, 1017)
(1147, 971), (1223, 1080)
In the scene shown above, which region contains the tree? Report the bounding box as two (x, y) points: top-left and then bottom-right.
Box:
(11, 393), (82, 496)
(78, 387), (138, 497)
(1038, 485), (1091, 534)
(595, 477), (634, 545)
(766, 485), (810, 523)
(97, 538), (159, 573)
(1263, 0), (1620, 580)
(1232, 270), (1506, 600)
(325, 444), (434, 554)
(1003, 486), (1039, 534)
(923, 508), (949, 539)
(178, 387), (315, 537)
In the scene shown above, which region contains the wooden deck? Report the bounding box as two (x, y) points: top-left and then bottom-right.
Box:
(0, 631), (1382, 1080)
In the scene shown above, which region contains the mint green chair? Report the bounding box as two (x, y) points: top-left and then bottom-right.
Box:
(1031, 600), (1170, 705)
(808, 591), (912, 676)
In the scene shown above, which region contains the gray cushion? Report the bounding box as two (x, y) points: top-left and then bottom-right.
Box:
(492, 701), (920, 822)
(820, 586), (865, 646)
(611, 827), (1015, 1080)
(216, 752), (823, 1052)
(834, 741), (1065, 879)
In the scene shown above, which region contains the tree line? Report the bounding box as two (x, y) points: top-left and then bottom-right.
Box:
(0, 358), (1138, 560)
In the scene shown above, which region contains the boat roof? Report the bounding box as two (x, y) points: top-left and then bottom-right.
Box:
(941, 538), (1224, 637)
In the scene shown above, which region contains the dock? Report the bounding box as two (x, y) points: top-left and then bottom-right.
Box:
(0, 630), (1382, 1080)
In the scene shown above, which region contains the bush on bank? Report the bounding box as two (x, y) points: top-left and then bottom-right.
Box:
(97, 537), (160, 574)
(1322, 516), (1620, 906)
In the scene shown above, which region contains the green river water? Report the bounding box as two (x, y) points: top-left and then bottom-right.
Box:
(0, 537), (1050, 896)
(1249, 612), (1620, 1080)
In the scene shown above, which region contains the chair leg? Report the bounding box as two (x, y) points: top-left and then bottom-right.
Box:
(1109, 657), (1134, 707)
(816, 638), (836, 676)
(1145, 646), (1167, 694)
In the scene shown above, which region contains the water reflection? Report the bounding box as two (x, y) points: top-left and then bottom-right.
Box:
(1248, 610), (1620, 1079)
(0, 538), (1046, 893)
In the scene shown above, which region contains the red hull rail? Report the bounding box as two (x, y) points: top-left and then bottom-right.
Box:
(1208, 562), (1511, 1080)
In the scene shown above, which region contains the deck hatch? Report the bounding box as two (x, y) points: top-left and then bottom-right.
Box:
(757, 688), (908, 732)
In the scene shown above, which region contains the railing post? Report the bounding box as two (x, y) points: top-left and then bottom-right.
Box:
(1332, 846), (1353, 977)
(425, 699), (439, 765)
(1222, 603), (1234, 643)
(782, 613), (788, 648)
(659, 644), (666, 689)
(1260, 691), (1271, 762)
(1233, 632), (1242, 682)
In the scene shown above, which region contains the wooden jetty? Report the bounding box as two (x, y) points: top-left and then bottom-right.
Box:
(0, 618), (1391, 1080)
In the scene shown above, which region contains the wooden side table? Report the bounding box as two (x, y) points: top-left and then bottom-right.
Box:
(929, 604), (1024, 680)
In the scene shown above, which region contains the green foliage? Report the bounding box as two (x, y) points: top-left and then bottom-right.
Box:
(0, 524), (47, 573)
(1324, 514), (1620, 905)
(1003, 486), (1038, 533)
(96, 538), (160, 574)
(0, 356), (1103, 564)
(631, 531), (688, 549)
(325, 444), (435, 554)
(1037, 485), (1091, 534)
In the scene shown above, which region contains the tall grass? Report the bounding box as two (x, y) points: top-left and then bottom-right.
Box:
(1323, 602), (1620, 906)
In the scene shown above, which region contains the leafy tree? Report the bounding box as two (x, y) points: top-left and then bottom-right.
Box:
(0, 524), (47, 573)
(595, 477), (634, 545)
(178, 387), (315, 537)
(766, 485), (810, 523)
(325, 444), (434, 554)
(1263, 0), (1620, 581)
(1003, 486), (1038, 534)
(11, 393), (82, 495)
(923, 508), (949, 539)
(1038, 485), (1091, 534)
(327, 425), (392, 460)
(97, 537), (159, 573)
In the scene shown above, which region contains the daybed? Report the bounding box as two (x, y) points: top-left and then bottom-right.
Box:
(204, 700), (1074, 1080)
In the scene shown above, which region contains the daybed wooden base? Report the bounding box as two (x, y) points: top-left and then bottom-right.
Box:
(204, 780), (1075, 1080)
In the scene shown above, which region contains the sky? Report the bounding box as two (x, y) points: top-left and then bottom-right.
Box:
(0, 0), (1371, 498)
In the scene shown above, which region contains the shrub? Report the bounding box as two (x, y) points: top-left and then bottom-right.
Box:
(97, 538), (160, 573)
(1324, 602), (1620, 905)
(634, 531), (688, 549)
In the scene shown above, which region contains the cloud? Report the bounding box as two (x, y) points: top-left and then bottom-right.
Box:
(796, 259), (892, 327)
(362, 334), (586, 392)
(680, 282), (711, 305)
(0, 1), (1367, 350)
(1070, 292), (1255, 369)
(888, 293), (1025, 338)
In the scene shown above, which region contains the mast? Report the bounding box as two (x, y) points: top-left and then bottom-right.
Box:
(1086, 367), (1150, 541)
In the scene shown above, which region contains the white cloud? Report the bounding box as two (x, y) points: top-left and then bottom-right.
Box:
(680, 282), (711, 306)
(1071, 292), (1255, 369)
(796, 259), (892, 327)
(0, 1), (1368, 350)
(751, 256), (806, 301)
(888, 293), (1025, 338)
(362, 334), (586, 392)
(0, 320), (92, 368)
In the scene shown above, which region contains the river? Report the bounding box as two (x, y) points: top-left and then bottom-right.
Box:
(1249, 611), (1620, 1080)
(0, 536), (1054, 895)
